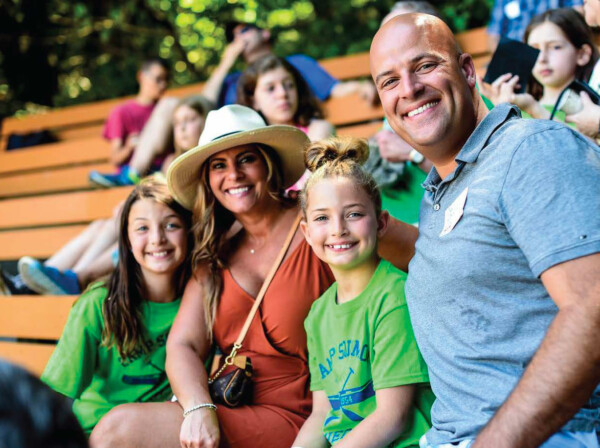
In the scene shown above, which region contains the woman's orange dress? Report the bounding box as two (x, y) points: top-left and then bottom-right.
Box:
(213, 239), (334, 447)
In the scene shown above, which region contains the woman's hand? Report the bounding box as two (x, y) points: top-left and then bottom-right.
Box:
(566, 91), (600, 138)
(179, 408), (220, 448)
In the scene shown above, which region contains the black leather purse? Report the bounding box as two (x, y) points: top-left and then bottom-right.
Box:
(207, 215), (301, 407)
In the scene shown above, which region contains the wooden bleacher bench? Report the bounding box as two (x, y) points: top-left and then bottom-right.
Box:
(0, 26), (492, 375)
(0, 296), (76, 376)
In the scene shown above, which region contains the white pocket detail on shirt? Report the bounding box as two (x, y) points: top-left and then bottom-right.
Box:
(440, 187), (468, 237)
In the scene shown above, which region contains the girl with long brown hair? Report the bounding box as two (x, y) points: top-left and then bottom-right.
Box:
(41, 176), (193, 435)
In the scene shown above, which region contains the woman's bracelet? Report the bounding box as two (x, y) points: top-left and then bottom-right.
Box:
(182, 403), (217, 417)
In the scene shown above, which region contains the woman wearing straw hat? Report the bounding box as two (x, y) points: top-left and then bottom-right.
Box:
(90, 105), (418, 448)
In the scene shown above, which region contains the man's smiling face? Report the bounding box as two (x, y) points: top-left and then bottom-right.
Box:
(370, 14), (478, 162)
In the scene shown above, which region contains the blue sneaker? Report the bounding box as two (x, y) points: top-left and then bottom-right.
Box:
(0, 268), (37, 295)
(89, 168), (135, 188)
(18, 257), (81, 295)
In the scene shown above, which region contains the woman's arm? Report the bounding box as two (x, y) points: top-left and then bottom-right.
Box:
(306, 119), (335, 142)
(336, 386), (416, 448)
(378, 216), (418, 273)
(166, 269), (220, 448)
(201, 40), (245, 105)
(291, 390), (331, 448)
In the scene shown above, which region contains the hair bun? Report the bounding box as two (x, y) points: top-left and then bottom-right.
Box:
(304, 137), (369, 172)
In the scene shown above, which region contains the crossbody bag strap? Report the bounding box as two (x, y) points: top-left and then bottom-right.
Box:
(234, 213), (302, 347)
(209, 213), (302, 383)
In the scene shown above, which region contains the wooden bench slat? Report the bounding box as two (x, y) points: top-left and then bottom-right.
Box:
(325, 95), (384, 126)
(320, 53), (371, 80)
(456, 27), (490, 57)
(0, 163), (114, 198)
(0, 225), (88, 260)
(337, 121), (382, 138)
(0, 137), (110, 174)
(0, 341), (57, 376)
(0, 187), (131, 230)
(0, 296), (76, 339)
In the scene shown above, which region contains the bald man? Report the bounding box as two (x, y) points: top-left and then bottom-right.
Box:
(371, 13), (600, 448)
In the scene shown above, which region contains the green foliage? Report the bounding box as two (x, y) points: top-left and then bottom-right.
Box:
(0, 0), (493, 119)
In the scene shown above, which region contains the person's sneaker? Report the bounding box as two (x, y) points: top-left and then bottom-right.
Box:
(89, 169), (135, 188)
(0, 267), (37, 295)
(18, 257), (81, 295)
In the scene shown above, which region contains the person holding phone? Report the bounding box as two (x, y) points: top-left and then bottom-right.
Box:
(482, 8), (598, 123)
(566, 0), (600, 139)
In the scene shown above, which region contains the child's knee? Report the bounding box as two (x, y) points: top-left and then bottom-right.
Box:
(89, 405), (133, 448)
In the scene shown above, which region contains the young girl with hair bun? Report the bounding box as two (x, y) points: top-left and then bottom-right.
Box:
(294, 137), (434, 448)
(41, 176), (193, 435)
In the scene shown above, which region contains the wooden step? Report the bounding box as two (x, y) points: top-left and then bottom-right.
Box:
(0, 136), (110, 174)
(0, 187), (131, 230)
(0, 163), (114, 198)
(0, 225), (88, 260)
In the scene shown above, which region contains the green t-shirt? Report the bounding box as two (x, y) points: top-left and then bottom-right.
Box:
(41, 284), (180, 434)
(304, 260), (434, 447)
(381, 162), (427, 226)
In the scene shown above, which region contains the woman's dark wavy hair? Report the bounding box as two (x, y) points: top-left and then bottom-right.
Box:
(236, 54), (325, 127)
(102, 175), (193, 359)
(524, 8), (599, 100)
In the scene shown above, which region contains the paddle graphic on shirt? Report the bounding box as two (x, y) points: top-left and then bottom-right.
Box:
(326, 367), (375, 424)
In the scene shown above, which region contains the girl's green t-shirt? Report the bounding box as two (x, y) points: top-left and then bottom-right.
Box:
(305, 260), (435, 447)
(41, 284), (181, 434)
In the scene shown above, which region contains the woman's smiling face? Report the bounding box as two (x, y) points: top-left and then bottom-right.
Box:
(206, 144), (270, 215)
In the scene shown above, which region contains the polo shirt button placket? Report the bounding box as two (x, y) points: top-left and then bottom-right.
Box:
(433, 203), (440, 211)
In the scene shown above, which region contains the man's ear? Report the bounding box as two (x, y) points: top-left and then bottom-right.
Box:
(459, 53), (477, 88)
(377, 210), (390, 238)
(262, 29), (271, 42)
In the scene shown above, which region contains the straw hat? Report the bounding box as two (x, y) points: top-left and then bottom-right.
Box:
(167, 105), (309, 210)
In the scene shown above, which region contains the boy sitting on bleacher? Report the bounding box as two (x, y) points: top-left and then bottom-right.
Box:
(88, 58), (169, 187)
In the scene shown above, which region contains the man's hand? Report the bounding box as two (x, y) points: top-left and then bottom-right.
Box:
(566, 92), (600, 139)
(221, 38), (246, 67)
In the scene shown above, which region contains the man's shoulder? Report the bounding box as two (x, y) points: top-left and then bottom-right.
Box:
(490, 115), (591, 157)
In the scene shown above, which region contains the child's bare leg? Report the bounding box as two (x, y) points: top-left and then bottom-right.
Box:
(129, 97), (179, 175)
(73, 243), (117, 288)
(45, 219), (106, 271)
(71, 218), (118, 272)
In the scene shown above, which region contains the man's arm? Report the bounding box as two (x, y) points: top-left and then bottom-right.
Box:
(472, 252), (600, 448)
(201, 39), (245, 105)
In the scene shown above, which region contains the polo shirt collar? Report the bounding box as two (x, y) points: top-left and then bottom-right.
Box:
(422, 104), (520, 192)
(456, 103), (520, 164)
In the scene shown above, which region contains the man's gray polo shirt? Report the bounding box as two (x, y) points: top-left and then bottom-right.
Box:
(405, 104), (600, 445)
